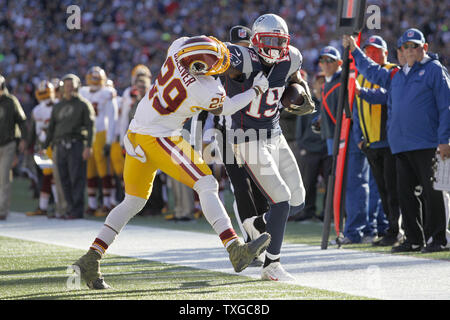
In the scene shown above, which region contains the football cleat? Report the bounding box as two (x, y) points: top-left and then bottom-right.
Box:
(242, 216), (261, 241)
(227, 232), (271, 273)
(73, 249), (111, 290)
(261, 262), (296, 282)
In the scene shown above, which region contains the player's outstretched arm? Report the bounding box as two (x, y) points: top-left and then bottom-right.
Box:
(216, 71), (269, 116)
(343, 35), (393, 89)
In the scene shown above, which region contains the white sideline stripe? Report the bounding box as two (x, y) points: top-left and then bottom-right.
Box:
(0, 212), (449, 300)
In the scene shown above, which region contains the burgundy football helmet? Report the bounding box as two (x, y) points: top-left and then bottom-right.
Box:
(177, 36), (230, 76)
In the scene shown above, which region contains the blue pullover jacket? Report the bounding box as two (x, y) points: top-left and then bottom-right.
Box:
(351, 47), (450, 154)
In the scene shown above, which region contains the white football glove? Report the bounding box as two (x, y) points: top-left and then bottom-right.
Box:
(252, 71), (269, 95)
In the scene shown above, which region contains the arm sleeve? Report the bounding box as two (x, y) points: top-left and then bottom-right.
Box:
(431, 64), (450, 144)
(44, 109), (55, 149)
(12, 95), (27, 139)
(352, 47), (393, 90)
(358, 87), (388, 105)
(119, 93), (131, 146)
(219, 89), (257, 116)
(352, 100), (364, 145)
(84, 101), (96, 148)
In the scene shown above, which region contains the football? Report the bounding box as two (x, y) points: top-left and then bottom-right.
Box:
(281, 82), (305, 108)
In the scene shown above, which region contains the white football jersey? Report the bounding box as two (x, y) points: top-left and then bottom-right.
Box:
(79, 86), (118, 144)
(32, 100), (54, 144)
(128, 37), (226, 137)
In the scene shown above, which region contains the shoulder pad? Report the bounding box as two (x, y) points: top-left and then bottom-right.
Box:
(288, 45), (303, 72)
(227, 44), (259, 76)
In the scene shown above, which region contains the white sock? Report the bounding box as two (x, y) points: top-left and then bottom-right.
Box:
(88, 195), (97, 209)
(39, 194), (50, 211)
(193, 176), (233, 236)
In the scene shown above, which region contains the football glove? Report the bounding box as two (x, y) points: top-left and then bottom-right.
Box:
(252, 71), (269, 96)
(285, 79), (316, 116)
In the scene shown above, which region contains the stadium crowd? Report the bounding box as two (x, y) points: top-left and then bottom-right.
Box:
(1, 0), (448, 113)
(0, 0), (449, 254)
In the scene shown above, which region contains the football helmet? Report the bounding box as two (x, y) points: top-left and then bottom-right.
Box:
(34, 80), (55, 102)
(131, 64), (152, 84)
(176, 36), (230, 76)
(86, 66), (107, 87)
(61, 73), (81, 91)
(251, 14), (290, 65)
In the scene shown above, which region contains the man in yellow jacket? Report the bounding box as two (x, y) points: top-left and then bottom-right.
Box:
(352, 35), (402, 247)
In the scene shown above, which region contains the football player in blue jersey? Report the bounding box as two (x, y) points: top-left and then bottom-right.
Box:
(222, 14), (315, 281)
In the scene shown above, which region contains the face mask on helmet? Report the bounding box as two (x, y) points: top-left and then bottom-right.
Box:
(252, 32), (290, 64)
(86, 67), (107, 88)
(35, 80), (55, 102)
(177, 36), (230, 76)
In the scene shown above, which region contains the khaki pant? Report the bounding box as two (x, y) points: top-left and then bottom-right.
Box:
(51, 145), (68, 217)
(0, 141), (16, 218)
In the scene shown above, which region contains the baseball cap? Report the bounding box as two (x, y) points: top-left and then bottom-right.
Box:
(229, 25), (251, 44)
(400, 28), (426, 46)
(319, 46), (341, 61)
(363, 35), (387, 50)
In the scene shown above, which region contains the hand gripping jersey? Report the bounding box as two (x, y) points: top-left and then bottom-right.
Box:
(79, 86), (118, 144)
(128, 37), (228, 137)
(224, 44), (302, 134)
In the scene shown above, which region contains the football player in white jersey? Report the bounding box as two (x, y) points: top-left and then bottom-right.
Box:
(73, 35), (271, 289)
(26, 80), (58, 217)
(104, 78), (123, 207)
(79, 67), (118, 217)
(119, 64), (152, 144)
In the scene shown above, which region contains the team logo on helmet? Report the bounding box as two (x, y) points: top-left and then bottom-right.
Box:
(177, 36), (230, 76)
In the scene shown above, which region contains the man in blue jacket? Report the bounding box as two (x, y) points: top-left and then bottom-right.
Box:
(343, 28), (450, 253)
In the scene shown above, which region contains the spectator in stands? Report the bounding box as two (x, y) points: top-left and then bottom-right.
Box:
(0, 75), (27, 220)
(1, 1), (447, 110)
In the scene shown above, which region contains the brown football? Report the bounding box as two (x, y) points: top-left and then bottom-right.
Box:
(281, 83), (305, 108)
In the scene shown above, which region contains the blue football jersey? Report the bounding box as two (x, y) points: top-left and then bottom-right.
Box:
(220, 44), (303, 135)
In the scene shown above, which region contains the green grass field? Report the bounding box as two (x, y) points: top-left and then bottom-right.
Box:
(1, 177), (448, 301)
(0, 236), (367, 300)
